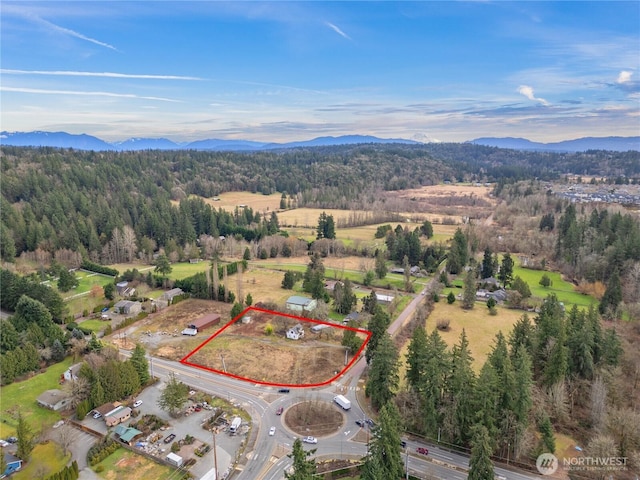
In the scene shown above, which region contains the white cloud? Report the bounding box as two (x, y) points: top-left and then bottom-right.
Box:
(325, 22), (351, 40)
(33, 16), (119, 51)
(518, 85), (549, 105)
(1, 86), (178, 102)
(1, 69), (202, 81)
(617, 70), (632, 84)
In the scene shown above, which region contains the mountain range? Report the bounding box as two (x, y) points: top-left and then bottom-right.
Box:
(1, 131), (638, 152)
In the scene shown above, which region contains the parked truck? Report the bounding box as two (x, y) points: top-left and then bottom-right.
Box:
(333, 395), (351, 410)
(229, 416), (242, 434)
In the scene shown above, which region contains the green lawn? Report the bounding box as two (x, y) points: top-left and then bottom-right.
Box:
(512, 265), (597, 309)
(93, 448), (176, 480)
(14, 440), (70, 480)
(0, 358), (73, 438)
(79, 319), (108, 333)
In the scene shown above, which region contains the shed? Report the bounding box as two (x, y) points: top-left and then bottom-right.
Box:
(2, 452), (22, 477)
(160, 288), (184, 304)
(181, 328), (198, 336)
(343, 312), (360, 324)
(285, 296), (317, 312)
(166, 452), (183, 467)
(375, 293), (394, 304)
(37, 389), (72, 411)
(188, 313), (221, 332)
(113, 300), (142, 315)
(311, 324), (329, 333)
(114, 425), (143, 445)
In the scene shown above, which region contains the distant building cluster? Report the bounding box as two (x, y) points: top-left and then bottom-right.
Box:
(552, 184), (640, 205)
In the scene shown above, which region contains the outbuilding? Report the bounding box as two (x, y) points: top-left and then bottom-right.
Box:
(285, 296), (317, 312)
(166, 452), (183, 467)
(188, 313), (221, 332)
(37, 389), (73, 411)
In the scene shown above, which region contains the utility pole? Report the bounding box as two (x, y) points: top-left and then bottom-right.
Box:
(221, 354), (227, 373)
(405, 445), (409, 480)
(213, 431), (219, 480)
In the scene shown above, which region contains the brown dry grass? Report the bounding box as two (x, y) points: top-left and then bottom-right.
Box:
(171, 192), (282, 213)
(186, 312), (364, 385)
(284, 401), (343, 436)
(427, 302), (525, 370)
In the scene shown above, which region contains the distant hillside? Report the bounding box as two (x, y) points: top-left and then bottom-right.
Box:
(470, 136), (640, 152)
(0, 131), (418, 151)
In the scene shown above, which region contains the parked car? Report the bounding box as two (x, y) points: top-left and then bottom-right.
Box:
(0, 440), (8, 447)
(275, 407), (284, 416)
(278, 388), (290, 393)
(302, 436), (318, 444)
(92, 412), (102, 419)
(416, 447), (429, 455)
(133, 400), (143, 408)
(7, 436), (17, 444)
(365, 418), (375, 428)
(355, 419), (365, 427)
(400, 440), (407, 448)
(269, 427), (276, 436)
(164, 433), (176, 444)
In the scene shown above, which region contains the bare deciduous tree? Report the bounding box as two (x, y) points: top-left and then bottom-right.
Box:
(590, 376), (608, 431)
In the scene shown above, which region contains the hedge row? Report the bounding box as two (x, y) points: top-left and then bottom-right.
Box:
(81, 260), (119, 277)
(88, 439), (120, 466)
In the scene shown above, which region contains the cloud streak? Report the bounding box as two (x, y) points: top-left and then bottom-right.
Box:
(325, 22), (351, 40)
(33, 16), (119, 51)
(617, 70), (632, 84)
(1, 86), (178, 102)
(1, 69), (202, 81)
(518, 85), (549, 105)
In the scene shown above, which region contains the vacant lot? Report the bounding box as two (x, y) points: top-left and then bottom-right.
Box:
(93, 448), (175, 480)
(428, 302), (525, 370)
(184, 311), (368, 386)
(285, 401), (343, 437)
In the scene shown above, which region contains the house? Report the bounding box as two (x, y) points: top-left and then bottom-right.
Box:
(94, 401), (122, 418)
(37, 389), (73, 411)
(160, 288), (184, 304)
(375, 293), (394, 304)
(324, 280), (342, 292)
(115, 281), (136, 297)
(2, 452), (22, 477)
(113, 300), (142, 316)
(62, 362), (82, 382)
(285, 296), (317, 313)
(114, 425), (143, 445)
(188, 313), (221, 332)
(286, 324), (305, 340)
(105, 406), (132, 427)
(343, 312), (360, 324)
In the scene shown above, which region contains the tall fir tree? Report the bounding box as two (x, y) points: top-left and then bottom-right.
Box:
(362, 402), (404, 480)
(285, 438), (317, 480)
(366, 333), (399, 410)
(468, 425), (495, 480)
(130, 343), (150, 385)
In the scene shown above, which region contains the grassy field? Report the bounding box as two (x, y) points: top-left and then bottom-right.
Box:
(428, 302), (525, 370)
(14, 440), (70, 480)
(78, 319), (108, 333)
(512, 265), (597, 309)
(93, 448), (176, 480)
(0, 358), (73, 438)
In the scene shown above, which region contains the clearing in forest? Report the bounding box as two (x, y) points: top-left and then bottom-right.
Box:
(181, 306), (370, 387)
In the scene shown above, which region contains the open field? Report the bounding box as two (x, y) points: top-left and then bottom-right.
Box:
(184, 310), (368, 386)
(0, 358), (73, 438)
(512, 265), (597, 309)
(428, 302), (525, 370)
(93, 447), (175, 480)
(170, 191), (282, 213)
(14, 440), (70, 480)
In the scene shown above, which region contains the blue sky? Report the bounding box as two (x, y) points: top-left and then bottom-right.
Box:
(1, 1), (639, 143)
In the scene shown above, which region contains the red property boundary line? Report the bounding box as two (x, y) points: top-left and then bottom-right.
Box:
(180, 306), (371, 388)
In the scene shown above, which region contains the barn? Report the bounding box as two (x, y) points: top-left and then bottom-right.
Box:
(188, 313), (221, 332)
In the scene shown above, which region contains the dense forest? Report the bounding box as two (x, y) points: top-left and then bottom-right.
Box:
(1, 144), (638, 265)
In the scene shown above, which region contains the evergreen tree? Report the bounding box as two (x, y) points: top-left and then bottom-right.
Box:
(462, 269), (476, 309)
(119, 361), (141, 397)
(245, 293), (253, 306)
(316, 212), (336, 240)
(158, 372), (189, 417)
(468, 425), (495, 480)
(362, 402), (404, 480)
(90, 376), (105, 408)
(0, 319), (19, 352)
(511, 276), (531, 299)
(508, 314), (534, 360)
(481, 248), (494, 279)
(566, 306), (594, 379)
(365, 306), (390, 364)
(599, 270), (622, 318)
(374, 249), (387, 279)
(362, 290), (378, 315)
(243, 247), (251, 261)
(601, 328), (623, 367)
(57, 268), (79, 293)
(16, 411), (35, 461)
(366, 333), (399, 410)
(447, 291), (456, 304)
(534, 295), (567, 386)
(154, 254), (172, 280)
(443, 329), (476, 446)
(51, 339), (65, 362)
(282, 271), (296, 289)
(104, 282), (116, 300)
(130, 343), (150, 385)
(538, 414), (556, 453)
(498, 253), (514, 287)
(474, 362), (500, 444)
(405, 326), (428, 391)
(420, 220), (434, 238)
(285, 438), (316, 480)
(539, 273), (552, 288)
(421, 330), (451, 437)
(447, 228), (468, 274)
(230, 302), (244, 320)
(334, 279), (357, 315)
(511, 345), (533, 437)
